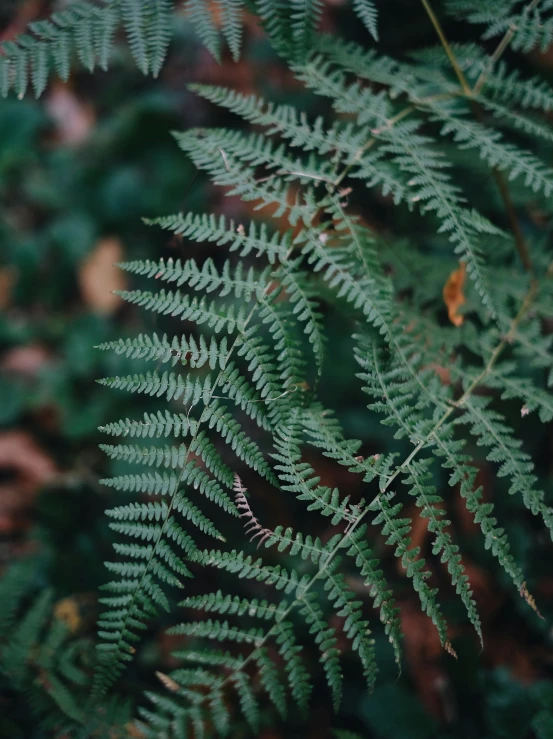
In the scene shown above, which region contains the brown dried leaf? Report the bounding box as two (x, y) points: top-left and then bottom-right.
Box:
(124, 723), (146, 739)
(0, 266), (17, 310)
(520, 582), (543, 619)
(46, 83), (95, 145)
(79, 237), (126, 315)
(0, 431), (57, 489)
(156, 671), (181, 692)
(54, 598), (81, 633)
(0, 431), (58, 534)
(443, 261), (467, 327)
(1, 344), (52, 376)
(431, 364), (452, 386)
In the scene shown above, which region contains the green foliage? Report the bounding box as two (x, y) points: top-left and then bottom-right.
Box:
(0, 558), (132, 738)
(0, 0), (381, 97)
(3, 0), (553, 736)
(0, 0), (175, 97)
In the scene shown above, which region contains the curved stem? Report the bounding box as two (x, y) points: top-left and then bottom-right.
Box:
(420, 0), (472, 95)
(473, 0), (543, 95)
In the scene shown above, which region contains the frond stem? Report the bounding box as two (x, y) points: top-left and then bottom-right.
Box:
(419, 0), (536, 273)
(332, 91), (461, 190)
(419, 0), (472, 96)
(489, 165), (534, 273)
(473, 0), (543, 95)
(332, 105), (415, 188)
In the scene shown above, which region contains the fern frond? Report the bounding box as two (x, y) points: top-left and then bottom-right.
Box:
(0, 0), (177, 98)
(300, 222), (393, 338)
(267, 526), (341, 566)
(346, 526), (402, 665)
(277, 259), (326, 380)
(272, 421), (357, 525)
(302, 405), (396, 483)
(403, 458), (482, 642)
(236, 326), (283, 401)
(487, 364), (553, 423)
(231, 669), (260, 732)
(185, 0), (221, 62)
(173, 128), (321, 226)
(188, 82), (372, 166)
(147, 211), (290, 264)
(99, 410), (197, 439)
(99, 441), (188, 469)
(353, 0), (379, 40)
(0, 561), (99, 734)
(98, 370), (213, 405)
(324, 566), (378, 693)
(3, 589), (54, 686)
(59, 3), (553, 728)
(316, 35), (449, 100)
(369, 491), (455, 655)
(258, 298), (307, 394)
(482, 62), (553, 112)
(169, 617), (264, 645)
(431, 427), (530, 601)
(486, 8), (553, 54)
(290, 0), (324, 58)
(181, 590), (287, 621)
(147, 0), (172, 77)
(219, 0), (245, 61)
(429, 106), (553, 197)
(513, 320), (553, 388)
(204, 402), (277, 482)
(218, 361), (274, 431)
(299, 51), (499, 314)
(121, 0), (150, 74)
(298, 592), (342, 710)
(118, 255), (270, 301)
(459, 396), (553, 536)
(255, 646), (287, 717)
(475, 95), (553, 143)
(115, 287), (245, 334)
(274, 619), (312, 713)
(97, 332), (229, 370)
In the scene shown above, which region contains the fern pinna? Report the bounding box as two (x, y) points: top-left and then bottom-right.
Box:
(5, 0), (552, 735)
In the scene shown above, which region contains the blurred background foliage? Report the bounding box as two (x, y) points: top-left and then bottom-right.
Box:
(0, 1), (553, 737)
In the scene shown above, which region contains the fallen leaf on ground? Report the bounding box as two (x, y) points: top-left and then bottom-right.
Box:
(0, 266), (17, 310)
(1, 344), (52, 375)
(46, 83), (95, 145)
(79, 237), (126, 315)
(0, 431), (58, 534)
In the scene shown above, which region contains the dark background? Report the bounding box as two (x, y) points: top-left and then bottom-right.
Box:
(1, 2), (553, 737)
